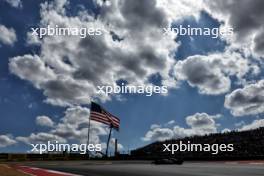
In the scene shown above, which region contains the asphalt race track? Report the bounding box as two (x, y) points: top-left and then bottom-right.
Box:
(14, 161), (264, 176)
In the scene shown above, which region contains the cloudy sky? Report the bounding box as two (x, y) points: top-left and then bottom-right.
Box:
(0, 0), (264, 153)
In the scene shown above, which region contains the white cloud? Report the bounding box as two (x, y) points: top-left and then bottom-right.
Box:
(204, 0), (264, 58)
(221, 128), (231, 133)
(8, 0), (263, 150)
(16, 132), (66, 145)
(108, 138), (124, 151)
(3, 0), (22, 8)
(234, 121), (245, 127)
(225, 80), (264, 116)
(0, 24), (17, 46)
(17, 106), (109, 146)
(50, 106), (105, 144)
(36, 116), (54, 127)
(11, 0), (259, 109)
(142, 113), (220, 141)
(238, 119), (264, 131)
(0, 135), (16, 148)
(165, 120), (175, 126)
(142, 127), (174, 141)
(26, 32), (41, 45)
(9, 55), (56, 88)
(186, 113), (219, 130)
(156, 0), (204, 22)
(174, 51), (254, 95)
(9, 0), (179, 107)
(150, 124), (161, 130)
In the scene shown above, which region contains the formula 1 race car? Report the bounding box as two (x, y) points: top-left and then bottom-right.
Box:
(153, 158), (184, 165)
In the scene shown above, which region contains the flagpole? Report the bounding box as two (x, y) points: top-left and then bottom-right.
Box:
(105, 125), (113, 157)
(87, 113), (91, 158)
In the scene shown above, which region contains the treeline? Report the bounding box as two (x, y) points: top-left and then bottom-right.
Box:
(131, 127), (264, 160)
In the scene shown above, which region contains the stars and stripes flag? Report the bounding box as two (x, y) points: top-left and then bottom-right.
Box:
(90, 102), (120, 130)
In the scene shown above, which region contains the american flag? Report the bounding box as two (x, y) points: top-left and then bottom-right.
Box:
(90, 102), (120, 130)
